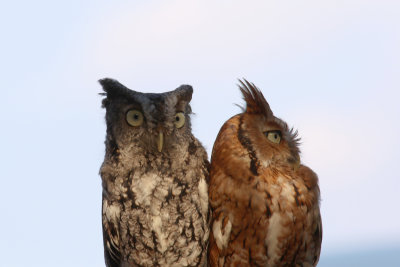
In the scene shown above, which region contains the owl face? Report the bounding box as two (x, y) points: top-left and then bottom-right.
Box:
(100, 78), (193, 155)
(239, 80), (300, 168)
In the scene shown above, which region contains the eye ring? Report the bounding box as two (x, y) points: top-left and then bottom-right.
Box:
(174, 112), (185, 128)
(265, 130), (282, 144)
(126, 109), (144, 127)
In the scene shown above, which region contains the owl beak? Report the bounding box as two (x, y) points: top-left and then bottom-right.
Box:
(157, 131), (164, 152)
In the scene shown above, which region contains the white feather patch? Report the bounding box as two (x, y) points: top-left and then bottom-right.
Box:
(212, 218), (232, 250)
(152, 215), (167, 253)
(131, 173), (158, 206)
(265, 212), (281, 263)
(198, 177), (209, 217)
(265, 176), (296, 264)
(103, 201), (121, 221)
(281, 182), (295, 203)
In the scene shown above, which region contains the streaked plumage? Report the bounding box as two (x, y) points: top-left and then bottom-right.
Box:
(99, 78), (210, 267)
(208, 80), (322, 266)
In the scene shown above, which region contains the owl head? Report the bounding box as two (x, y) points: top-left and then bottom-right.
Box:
(100, 78), (193, 156)
(238, 79), (300, 169)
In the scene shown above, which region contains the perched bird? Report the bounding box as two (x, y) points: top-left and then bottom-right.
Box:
(208, 80), (322, 267)
(99, 79), (210, 267)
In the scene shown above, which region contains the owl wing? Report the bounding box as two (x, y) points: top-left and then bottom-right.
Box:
(208, 228), (220, 266)
(297, 165), (323, 266)
(312, 210), (323, 266)
(307, 199), (322, 266)
(208, 211), (231, 267)
(102, 199), (121, 267)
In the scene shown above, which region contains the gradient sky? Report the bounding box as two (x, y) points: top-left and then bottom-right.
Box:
(1, 1), (399, 266)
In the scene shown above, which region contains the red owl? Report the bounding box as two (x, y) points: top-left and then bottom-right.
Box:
(208, 80), (322, 266)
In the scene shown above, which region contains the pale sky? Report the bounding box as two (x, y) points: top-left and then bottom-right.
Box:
(1, 1), (400, 266)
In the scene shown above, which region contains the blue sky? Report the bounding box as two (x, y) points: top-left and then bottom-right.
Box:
(1, 1), (399, 266)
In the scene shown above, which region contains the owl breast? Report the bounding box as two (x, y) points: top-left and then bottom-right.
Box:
(262, 173), (319, 266)
(102, 143), (209, 267)
(211, 168), (320, 266)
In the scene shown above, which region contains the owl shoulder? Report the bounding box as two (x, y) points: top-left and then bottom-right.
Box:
(212, 115), (241, 155)
(189, 136), (208, 160)
(297, 165), (318, 187)
(297, 164), (320, 201)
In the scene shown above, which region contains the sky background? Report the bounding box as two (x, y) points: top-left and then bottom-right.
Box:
(1, 0), (399, 266)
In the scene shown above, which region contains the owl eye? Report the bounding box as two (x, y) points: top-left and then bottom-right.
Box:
(265, 130), (282, 144)
(126, 110), (144, 127)
(174, 112), (185, 128)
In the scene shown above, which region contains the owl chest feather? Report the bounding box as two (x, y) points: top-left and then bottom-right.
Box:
(262, 173), (317, 265)
(103, 166), (209, 266)
(211, 166), (319, 266)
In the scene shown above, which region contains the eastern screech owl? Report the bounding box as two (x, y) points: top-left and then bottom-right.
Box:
(208, 80), (322, 267)
(99, 78), (210, 267)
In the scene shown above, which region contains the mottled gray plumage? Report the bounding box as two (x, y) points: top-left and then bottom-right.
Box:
(99, 78), (210, 267)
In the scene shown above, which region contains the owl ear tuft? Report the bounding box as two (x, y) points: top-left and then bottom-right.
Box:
(99, 78), (135, 108)
(174, 85), (193, 102)
(238, 79), (273, 117)
(99, 78), (131, 96)
(173, 85), (193, 113)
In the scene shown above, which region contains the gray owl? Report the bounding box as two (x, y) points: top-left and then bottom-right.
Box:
(99, 79), (210, 267)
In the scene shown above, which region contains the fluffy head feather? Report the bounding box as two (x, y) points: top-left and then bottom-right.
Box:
(238, 79), (273, 118)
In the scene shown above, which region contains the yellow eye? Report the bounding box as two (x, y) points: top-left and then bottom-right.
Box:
(126, 110), (144, 127)
(265, 130), (281, 144)
(174, 112), (185, 128)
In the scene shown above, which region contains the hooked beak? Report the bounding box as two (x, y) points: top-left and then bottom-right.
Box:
(157, 131), (164, 152)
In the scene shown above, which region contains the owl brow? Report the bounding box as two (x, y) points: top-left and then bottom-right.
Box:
(265, 121), (284, 131)
(125, 101), (143, 111)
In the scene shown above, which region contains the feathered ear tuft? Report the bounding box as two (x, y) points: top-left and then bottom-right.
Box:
(99, 78), (134, 108)
(174, 85), (193, 102)
(170, 84), (193, 114)
(238, 79), (273, 117)
(99, 78), (132, 96)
